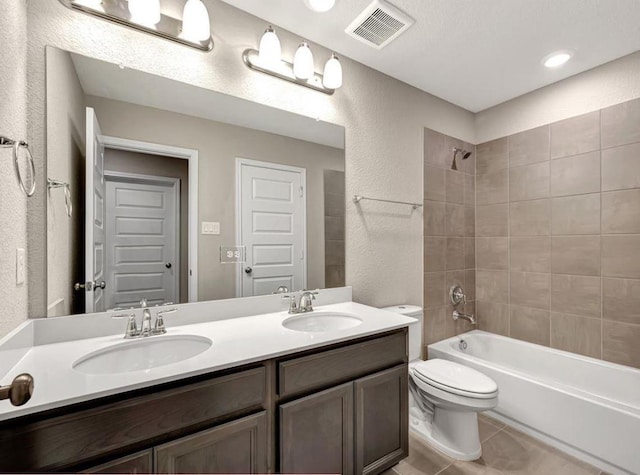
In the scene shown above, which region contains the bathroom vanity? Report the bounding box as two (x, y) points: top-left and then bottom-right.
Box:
(0, 295), (413, 474)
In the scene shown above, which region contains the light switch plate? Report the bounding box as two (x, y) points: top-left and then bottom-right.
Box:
(16, 248), (25, 285)
(202, 221), (220, 235)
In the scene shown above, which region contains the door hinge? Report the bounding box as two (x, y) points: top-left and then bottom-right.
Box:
(299, 186), (304, 198)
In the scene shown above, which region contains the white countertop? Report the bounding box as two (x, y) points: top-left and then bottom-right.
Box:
(0, 301), (415, 421)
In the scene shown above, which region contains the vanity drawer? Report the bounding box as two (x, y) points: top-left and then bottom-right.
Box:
(277, 330), (407, 398)
(0, 366), (266, 472)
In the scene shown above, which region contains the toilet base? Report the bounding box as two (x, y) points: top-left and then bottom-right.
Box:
(409, 405), (482, 461)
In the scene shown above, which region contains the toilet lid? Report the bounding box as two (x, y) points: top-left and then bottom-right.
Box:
(413, 359), (498, 397)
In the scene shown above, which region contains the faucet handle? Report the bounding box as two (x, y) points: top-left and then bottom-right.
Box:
(154, 307), (176, 335)
(112, 312), (138, 339)
(139, 298), (148, 308)
(281, 295), (298, 313)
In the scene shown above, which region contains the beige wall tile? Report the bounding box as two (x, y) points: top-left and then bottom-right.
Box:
(464, 207), (475, 237)
(325, 216), (345, 240)
(510, 306), (550, 346)
(476, 270), (509, 303)
(550, 313), (602, 358)
(602, 189), (640, 234)
(602, 235), (640, 278)
(603, 277), (640, 325)
(476, 137), (508, 175)
(550, 274), (601, 318)
(551, 236), (601, 276)
(477, 204), (508, 236)
(461, 142), (476, 176)
(425, 237), (446, 272)
(446, 169), (464, 204)
(463, 173), (475, 206)
(424, 128), (447, 169)
(424, 165), (445, 202)
(445, 203), (465, 237)
(476, 237), (509, 270)
(603, 320), (640, 369)
(424, 272), (445, 309)
(601, 97), (640, 149)
(477, 170), (508, 205)
(550, 151), (601, 197)
(446, 237), (465, 270)
(551, 194), (601, 235)
(550, 110), (600, 159)
(510, 199), (550, 236)
(477, 301), (509, 336)
(511, 272), (550, 310)
(510, 237), (550, 273)
(325, 240), (345, 266)
(601, 143), (640, 192)
(510, 161), (550, 201)
(464, 237), (475, 269)
(509, 125), (550, 167)
(424, 306), (455, 345)
(465, 269), (475, 300)
(424, 201), (445, 236)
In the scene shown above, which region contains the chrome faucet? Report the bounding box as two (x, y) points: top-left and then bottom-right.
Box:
(452, 310), (476, 325)
(282, 290), (320, 314)
(449, 285), (476, 326)
(111, 300), (177, 339)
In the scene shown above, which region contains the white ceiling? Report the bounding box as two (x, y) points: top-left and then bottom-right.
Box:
(69, 52), (345, 149)
(222, 0), (640, 112)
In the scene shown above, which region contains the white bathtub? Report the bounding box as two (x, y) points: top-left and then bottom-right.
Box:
(428, 330), (640, 475)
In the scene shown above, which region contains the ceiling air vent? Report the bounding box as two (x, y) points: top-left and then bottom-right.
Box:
(345, 0), (414, 50)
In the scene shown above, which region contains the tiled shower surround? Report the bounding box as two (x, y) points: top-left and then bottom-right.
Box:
(474, 97), (640, 369)
(423, 129), (477, 349)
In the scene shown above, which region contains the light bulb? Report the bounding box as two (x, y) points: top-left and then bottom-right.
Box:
(543, 51), (572, 68)
(304, 0), (336, 12)
(182, 0), (211, 42)
(323, 53), (342, 89)
(258, 26), (281, 66)
(293, 42), (314, 80)
(128, 0), (161, 26)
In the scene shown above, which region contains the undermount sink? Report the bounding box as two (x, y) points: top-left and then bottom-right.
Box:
(282, 311), (363, 333)
(72, 335), (212, 375)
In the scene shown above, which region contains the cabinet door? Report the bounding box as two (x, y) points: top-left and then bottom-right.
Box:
(280, 382), (354, 474)
(155, 412), (267, 474)
(81, 450), (153, 474)
(355, 364), (408, 475)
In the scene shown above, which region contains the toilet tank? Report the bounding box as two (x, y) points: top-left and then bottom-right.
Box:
(382, 305), (423, 361)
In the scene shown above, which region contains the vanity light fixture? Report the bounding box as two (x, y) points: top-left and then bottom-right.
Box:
(304, 0), (336, 13)
(543, 50), (572, 68)
(258, 26), (281, 66)
(244, 29), (342, 95)
(58, 0), (214, 52)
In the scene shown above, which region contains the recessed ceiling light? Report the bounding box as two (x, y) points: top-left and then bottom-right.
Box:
(543, 51), (572, 68)
(305, 0), (336, 13)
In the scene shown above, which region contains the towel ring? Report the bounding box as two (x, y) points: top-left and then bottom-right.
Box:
(47, 178), (73, 217)
(14, 141), (36, 197)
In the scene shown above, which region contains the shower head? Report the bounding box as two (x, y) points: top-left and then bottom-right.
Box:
(451, 147), (471, 170)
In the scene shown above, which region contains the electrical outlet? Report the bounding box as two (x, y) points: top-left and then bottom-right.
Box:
(201, 221), (220, 235)
(16, 248), (25, 285)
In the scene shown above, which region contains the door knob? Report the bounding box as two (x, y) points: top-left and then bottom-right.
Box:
(0, 373), (34, 406)
(97, 281), (106, 289)
(245, 266), (253, 274)
(165, 262), (172, 269)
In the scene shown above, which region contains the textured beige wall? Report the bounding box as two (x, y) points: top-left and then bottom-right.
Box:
(22, 0), (475, 321)
(476, 52), (640, 143)
(86, 96), (344, 301)
(0, 0), (29, 336)
(45, 47), (86, 316)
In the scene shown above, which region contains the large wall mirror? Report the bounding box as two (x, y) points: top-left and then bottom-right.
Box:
(45, 46), (345, 317)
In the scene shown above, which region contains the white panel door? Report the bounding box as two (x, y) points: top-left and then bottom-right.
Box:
(105, 178), (178, 309)
(239, 160), (306, 297)
(85, 107), (106, 313)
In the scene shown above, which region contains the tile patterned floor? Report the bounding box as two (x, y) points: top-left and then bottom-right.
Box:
(383, 415), (607, 475)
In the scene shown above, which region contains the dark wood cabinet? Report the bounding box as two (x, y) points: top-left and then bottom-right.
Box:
(81, 450), (153, 474)
(155, 412), (268, 474)
(355, 365), (408, 475)
(280, 382), (354, 474)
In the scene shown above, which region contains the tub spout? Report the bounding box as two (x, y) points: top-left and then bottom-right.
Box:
(453, 310), (476, 325)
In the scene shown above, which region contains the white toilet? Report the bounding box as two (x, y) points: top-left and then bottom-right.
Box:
(383, 305), (498, 461)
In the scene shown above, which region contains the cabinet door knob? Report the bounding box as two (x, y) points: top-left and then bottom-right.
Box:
(0, 373), (34, 406)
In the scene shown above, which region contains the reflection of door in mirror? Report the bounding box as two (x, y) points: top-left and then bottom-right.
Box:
(238, 159), (306, 297)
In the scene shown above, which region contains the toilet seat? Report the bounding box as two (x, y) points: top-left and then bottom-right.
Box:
(412, 359), (498, 399)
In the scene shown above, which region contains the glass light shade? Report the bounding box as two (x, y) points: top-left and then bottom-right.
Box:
(304, 0), (336, 12)
(258, 27), (281, 66)
(182, 0), (211, 42)
(322, 54), (342, 89)
(293, 42), (314, 80)
(128, 0), (161, 26)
